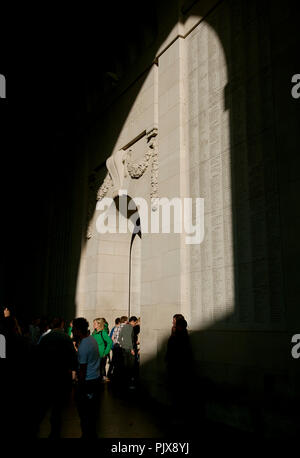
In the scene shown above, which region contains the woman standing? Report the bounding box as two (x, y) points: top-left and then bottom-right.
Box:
(92, 318), (113, 381)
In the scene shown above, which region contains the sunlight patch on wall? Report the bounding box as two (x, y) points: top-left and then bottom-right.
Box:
(184, 20), (233, 330)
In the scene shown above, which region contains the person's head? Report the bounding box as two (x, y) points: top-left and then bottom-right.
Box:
(129, 316), (138, 327)
(120, 316), (128, 324)
(3, 307), (11, 318)
(72, 317), (89, 340)
(174, 317), (188, 335)
(172, 313), (184, 326)
(115, 317), (121, 326)
(51, 317), (65, 330)
(93, 318), (105, 332)
(69, 320), (73, 327)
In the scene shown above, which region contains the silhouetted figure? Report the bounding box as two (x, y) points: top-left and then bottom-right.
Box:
(0, 311), (34, 438)
(0, 306), (18, 337)
(34, 317), (77, 438)
(73, 317), (101, 439)
(133, 318), (140, 385)
(171, 313), (185, 335)
(165, 317), (196, 433)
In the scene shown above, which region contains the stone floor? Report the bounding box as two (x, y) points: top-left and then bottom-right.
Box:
(38, 382), (164, 438)
(37, 381), (263, 441)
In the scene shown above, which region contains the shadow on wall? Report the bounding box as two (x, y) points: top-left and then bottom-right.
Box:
(1, 2), (159, 320)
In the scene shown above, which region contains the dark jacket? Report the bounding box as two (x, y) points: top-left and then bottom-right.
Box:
(119, 324), (134, 350)
(37, 328), (77, 384)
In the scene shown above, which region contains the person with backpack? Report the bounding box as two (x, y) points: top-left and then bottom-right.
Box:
(92, 318), (112, 382)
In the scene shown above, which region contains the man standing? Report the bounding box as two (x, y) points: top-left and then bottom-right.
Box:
(72, 317), (101, 439)
(35, 317), (77, 438)
(119, 316), (138, 390)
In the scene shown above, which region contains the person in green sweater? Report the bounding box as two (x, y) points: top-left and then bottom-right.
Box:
(92, 318), (112, 381)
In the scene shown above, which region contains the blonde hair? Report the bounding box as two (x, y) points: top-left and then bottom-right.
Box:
(93, 317), (105, 331)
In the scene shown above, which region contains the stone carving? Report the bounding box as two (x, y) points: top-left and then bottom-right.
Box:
(106, 149), (128, 198)
(86, 127), (159, 238)
(86, 172), (106, 239)
(126, 127), (159, 208)
(148, 127), (159, 206)
(126, 147), (151, 178)
(96, 173), (113, 201)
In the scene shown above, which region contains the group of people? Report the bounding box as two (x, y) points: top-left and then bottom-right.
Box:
(0, 305), (193, 438)
(68, 315), (140, 386)
(0, 306), (140, 439)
